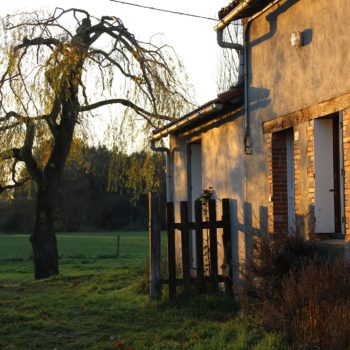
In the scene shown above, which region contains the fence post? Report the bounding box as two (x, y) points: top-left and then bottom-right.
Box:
(180, 201), (191, 291)
(167, 201), (176, 298)
(209, 199), (218, 291)
(149, 192), (161, 299)
(116, 234), (120, 258)
(222, 199), (232, 294)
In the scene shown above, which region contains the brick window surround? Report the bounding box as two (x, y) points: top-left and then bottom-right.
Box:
(271, 129), (290, 234)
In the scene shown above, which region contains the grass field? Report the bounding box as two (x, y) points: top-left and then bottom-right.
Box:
(0, 231), (149, 281)
(0, 231), (285, 350)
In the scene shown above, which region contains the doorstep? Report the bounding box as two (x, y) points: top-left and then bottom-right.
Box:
(315, 239), (350, 261)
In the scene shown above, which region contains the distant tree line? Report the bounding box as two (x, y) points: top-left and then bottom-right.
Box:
(0, 140), (165, 232)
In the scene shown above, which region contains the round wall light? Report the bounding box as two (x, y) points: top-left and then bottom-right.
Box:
(291, 31), (303, 47)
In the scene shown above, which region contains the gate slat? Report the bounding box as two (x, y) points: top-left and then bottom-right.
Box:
(161, 198), (231, 298)
(222, 198), (232, 294)
(209, 199), (218, 291)
(180, 201), (191, 291)
(195, 200), (204, 291)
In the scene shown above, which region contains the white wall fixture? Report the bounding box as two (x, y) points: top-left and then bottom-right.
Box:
(290, 31), (303, 47)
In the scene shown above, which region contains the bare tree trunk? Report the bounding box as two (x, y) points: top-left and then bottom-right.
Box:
(30, 183), (59, 279)
(29, 98), (77, 279)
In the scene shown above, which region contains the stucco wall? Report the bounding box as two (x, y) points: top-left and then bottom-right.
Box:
(171, 0), (350, 234)
(170, 114), (262, 281)
(249, 0), (350, 120)
(246, 0), (350, 233)
(170, 116), (246, 217)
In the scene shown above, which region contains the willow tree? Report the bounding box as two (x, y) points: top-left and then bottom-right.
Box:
(216, 23), (242, 92)
(0, 8), (190, 279)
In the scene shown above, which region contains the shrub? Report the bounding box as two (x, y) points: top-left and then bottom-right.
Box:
(241, 234), (328, 306)
(282, 259), (350, 350)
(240, 234), (350, 349)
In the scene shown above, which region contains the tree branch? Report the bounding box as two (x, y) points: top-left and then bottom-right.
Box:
(0, 179), (30, 194)
(0, 148), (23, 161)
(0, 111), (51, 132)
(79, 99), (173, 121)
(15, 37), (62, 52)
(22, 123), (43, 185)
(89, 49), (139, 81)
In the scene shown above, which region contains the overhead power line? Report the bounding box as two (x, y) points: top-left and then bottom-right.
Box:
(109, 0), (219, 22)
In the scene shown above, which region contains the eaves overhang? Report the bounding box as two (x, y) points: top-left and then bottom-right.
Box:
(151, 88), (243, 141)
(215, 0), (275, 31)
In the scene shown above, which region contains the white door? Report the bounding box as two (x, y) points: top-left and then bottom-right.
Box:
(190, 143), (202, 205)
(314, 119), (335, 233)
(189, 143), (202, 268)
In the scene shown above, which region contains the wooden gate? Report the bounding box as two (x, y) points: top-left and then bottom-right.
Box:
(149, 193), (232, 299)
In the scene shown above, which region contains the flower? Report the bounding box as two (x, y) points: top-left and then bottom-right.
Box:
(199, 186), (213, 202)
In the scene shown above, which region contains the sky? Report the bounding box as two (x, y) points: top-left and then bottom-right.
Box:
(0, 0), (232, 106)
(0, 0), (236, 150)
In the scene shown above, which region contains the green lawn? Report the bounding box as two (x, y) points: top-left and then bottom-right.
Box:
(0, 231), (149, 281)
(0, 231), (285, 350)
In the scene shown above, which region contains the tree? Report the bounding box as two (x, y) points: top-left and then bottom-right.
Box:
(0, 8), (190, 279)
(1, 142), (163, 232)
(216, 23), (242, 93)
(108, 150), (165, 204)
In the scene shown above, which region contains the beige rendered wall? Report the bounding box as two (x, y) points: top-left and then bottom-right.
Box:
(170, 114), (261, 281)
(171, 0), (350, 235)
(249, 0), (350, 120)
(246, 0), (350, 232)
(170, 117), (246, 217)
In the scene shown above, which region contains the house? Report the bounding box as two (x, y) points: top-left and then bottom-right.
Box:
(151, 0), (350, 281)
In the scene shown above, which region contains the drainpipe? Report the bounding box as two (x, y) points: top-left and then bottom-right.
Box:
(215, 0), (255, 154)
(243, 21), (253, 154)
(216, 0), (255, 31)
(216, 30), (244, 87)
(150, 139), (172, 202)
(215, 0), (283, 155)
(216, 23), (251, 154)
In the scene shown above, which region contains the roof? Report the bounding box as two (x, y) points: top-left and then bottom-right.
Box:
(152, 88), (243, 141)
(218, 0), (275, 22)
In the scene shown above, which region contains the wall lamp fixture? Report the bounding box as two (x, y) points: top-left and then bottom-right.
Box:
(291, 31), (303, 48)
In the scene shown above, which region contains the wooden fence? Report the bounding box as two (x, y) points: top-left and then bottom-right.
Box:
(149, 193), (232, 299)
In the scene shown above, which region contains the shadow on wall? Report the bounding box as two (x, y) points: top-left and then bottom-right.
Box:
(249, 86), (271, 113)
(295, 204), (315, 239)
(301, 28), (313, 46)
(230, 199), (268, 284)
(230, 199), (314, 285)
(250, 0), (301, 49)
(247, 0), (302, 108)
